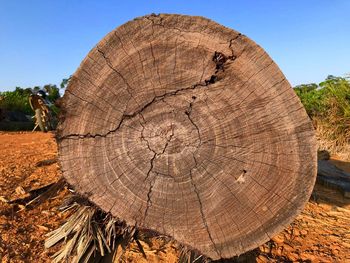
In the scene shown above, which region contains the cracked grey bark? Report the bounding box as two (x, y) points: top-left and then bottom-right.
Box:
(57, 14), (317, 260)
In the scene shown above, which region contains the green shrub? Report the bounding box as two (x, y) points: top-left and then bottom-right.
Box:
(319, 76), (350, 119)
(294, 75), (350, 153)
(294, 76), (350, 121)
(0, 85), (61, 116)
(294, 83), (327, 117)
(0, 87), (32, 115)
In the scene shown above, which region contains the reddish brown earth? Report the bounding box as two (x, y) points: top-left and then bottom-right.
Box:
(0, 132), (349, 262)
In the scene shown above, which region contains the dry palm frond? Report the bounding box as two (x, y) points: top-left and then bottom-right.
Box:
(178, 244), (208, 263)
(8, 178), (66, 207)
(45, 196), (136, 263)
(45, 194), (211, 263)
(45, 187), (219, 263)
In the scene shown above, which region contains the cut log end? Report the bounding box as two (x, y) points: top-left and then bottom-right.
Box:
(57, 14), (317, 260)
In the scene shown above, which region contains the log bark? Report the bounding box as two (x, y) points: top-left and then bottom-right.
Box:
(317, 160), (350, 197)
(57, 14), (317, 259)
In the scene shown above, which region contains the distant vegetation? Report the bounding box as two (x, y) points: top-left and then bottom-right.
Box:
(294, 75), (350, 154)
(0, 83), (63, 115)
(0, 83), (64, 130)
(0, 87), (33, 115)
(294, 75), (350, 119)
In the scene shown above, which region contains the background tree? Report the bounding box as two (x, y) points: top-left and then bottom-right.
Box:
(43, 84), (61, 101)
(60, 76), (71, 90)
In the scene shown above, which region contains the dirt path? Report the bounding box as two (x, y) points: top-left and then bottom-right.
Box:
(0, 132), (349, 262)
(0, 132), (67, 262)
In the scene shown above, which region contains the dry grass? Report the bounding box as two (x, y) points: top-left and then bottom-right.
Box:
(314, 116), (350, 161)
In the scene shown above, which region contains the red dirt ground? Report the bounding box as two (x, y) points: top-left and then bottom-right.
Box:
(0, 132), (349, 262)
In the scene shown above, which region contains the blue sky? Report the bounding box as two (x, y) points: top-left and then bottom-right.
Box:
(0, 0), (349, 92)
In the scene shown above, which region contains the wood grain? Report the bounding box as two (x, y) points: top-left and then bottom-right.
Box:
(57, 14), (317, 260)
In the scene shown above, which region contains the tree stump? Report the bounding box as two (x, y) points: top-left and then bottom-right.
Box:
(57, 14), (317, 260)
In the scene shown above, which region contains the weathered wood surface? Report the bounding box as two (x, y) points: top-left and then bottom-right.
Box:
(57, 14), (317, 259)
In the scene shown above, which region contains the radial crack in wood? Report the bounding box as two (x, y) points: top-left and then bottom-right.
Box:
(57, 14), (317, 260)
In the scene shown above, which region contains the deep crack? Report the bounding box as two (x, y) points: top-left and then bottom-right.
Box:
(59, 49), (236, 141)
(97, 48), (139, 105)
(185, 99), (202, 146)
(188, 160), (221, 258)
(60, 77), (211, 141)
(160, 125), (174, 154)
(143, 178), (156, 223)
